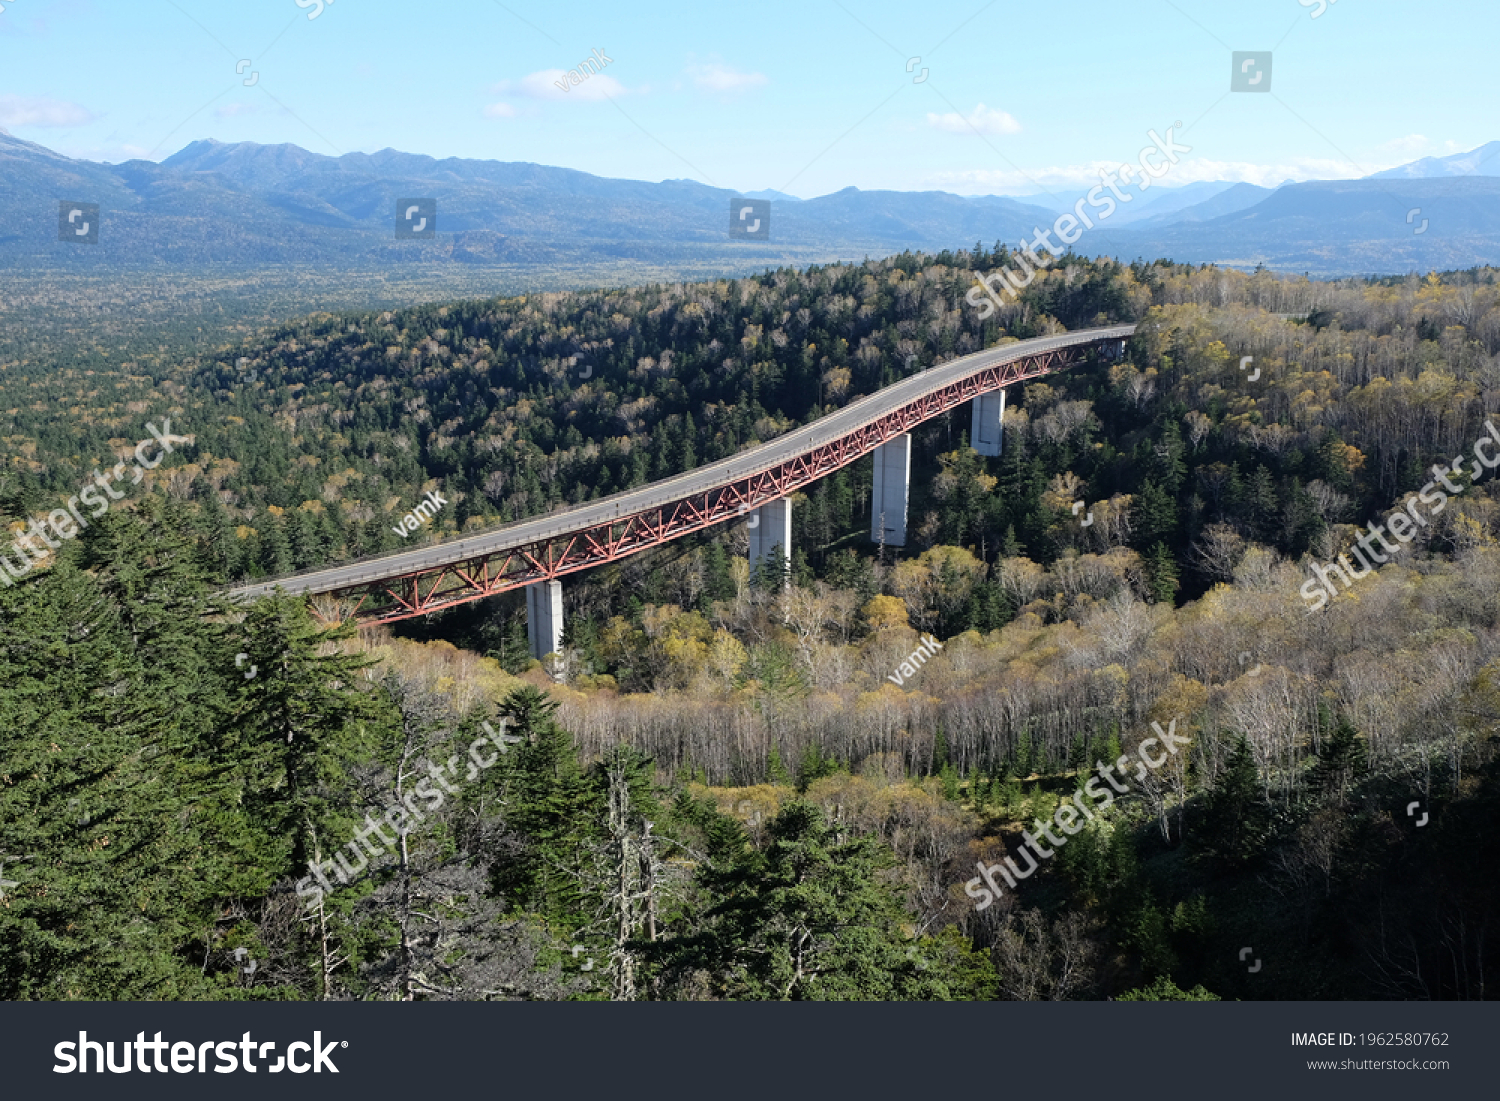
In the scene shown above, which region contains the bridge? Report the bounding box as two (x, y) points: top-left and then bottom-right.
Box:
(230, 323), (1136, 655)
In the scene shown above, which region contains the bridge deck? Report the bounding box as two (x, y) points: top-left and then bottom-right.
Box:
(228, 323), (1136, 621)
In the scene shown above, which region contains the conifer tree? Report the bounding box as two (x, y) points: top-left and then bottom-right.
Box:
(1309, 712), (1367, 806)
(1133, 479), (1177, 547)
(676, 802), (995, 1000)
(234, 592), (386, 874)
(1192, 736), (1272, 871)
(796, 743), (839, 792)
(1146, 541), (1180, 604)
(1, 511), (266, 998)
(491, 685), (596, 922)
(768, 746), (792, 787)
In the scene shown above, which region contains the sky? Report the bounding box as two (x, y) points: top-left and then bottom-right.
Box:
(0, 0), (1493, 200)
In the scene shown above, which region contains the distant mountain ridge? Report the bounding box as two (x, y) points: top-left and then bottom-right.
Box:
(1, 134), (1498, 276)
(1370, 141), (1500, 180)
(1088, 176), (1500, 273)
(1124, 182), (1276, 230)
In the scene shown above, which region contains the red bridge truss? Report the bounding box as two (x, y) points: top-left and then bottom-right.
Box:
(230, 326), (1134, 623)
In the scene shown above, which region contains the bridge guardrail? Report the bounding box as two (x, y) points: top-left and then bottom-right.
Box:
(229, 324), (1135, 598)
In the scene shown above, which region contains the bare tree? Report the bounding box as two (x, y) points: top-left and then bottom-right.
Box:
(991, 908), (1103, 1001)
(1189, 523), (1247, 582)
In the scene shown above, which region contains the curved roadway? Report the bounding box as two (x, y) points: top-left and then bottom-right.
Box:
(230, 323), (1137, 600)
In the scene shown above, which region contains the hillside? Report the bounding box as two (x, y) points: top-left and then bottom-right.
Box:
(1087, 177), (1500, 272)
(0, 132), (1053, 269)
(3, 252), (1500, 1002)
(5, 134), (1500, 280)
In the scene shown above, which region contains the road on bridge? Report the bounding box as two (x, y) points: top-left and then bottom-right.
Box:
(229, 322), (1137, 607)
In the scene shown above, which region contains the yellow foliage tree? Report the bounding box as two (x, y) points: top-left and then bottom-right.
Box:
(862, 593), (909, 632)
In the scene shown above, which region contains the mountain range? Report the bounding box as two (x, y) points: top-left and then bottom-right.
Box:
(2, 131), (1498, 278)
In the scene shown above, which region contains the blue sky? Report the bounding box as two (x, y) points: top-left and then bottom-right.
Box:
(0, 0), (1492, 198)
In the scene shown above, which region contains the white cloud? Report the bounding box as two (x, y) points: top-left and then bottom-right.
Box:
(492, 68), (630, 103)
(483, 102), (519, 118)
(48, 142), (154, 164)
(1373, 135), (1485, 161)
(927, 155), (1365, 196)
(1377, 134), (1430, 156)
(1171, 157), (1357, 186)
(687, 61), (767, 94)
(925, 103), (1021, 136)
(0, 94), (96, 128)
(215, 103), (260, 118)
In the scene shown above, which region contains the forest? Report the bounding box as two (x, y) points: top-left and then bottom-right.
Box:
(2, 247), (1499, 1000)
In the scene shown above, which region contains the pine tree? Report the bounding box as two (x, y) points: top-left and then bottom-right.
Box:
(1117, 976), (1220, 1000)
(1192, 736), (1272, 871)
(768, 746), (792, 787)
(0, 507), (272, 998)
(940, 762), (960, 802)
(258, 512), (295, 575)
(287, 508), (321, 568)
(700, 540), (736, 606)
(750, 545), (789, 592)
(679, 412), (698, 470)
(1001, 523), (1023, 558)
(194, 487), (236, 581)
(791, 547), (815, 589)
(672, 802), (996, 999)
(796, 742), (839, 792)
(1152, 421), (1187, 494)
(490, 685), (598, 922)
(234, 592), (386, 873)
(933, 729), (951, 775)
(1309, 713), (1366, 805)
(1245, 466), (1280, 542)
(1145, 541), (1179, 604)
(492, 615), (531, 674)
(1133, 479), (1177, 547)
(1015, 732), (1035, 775)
